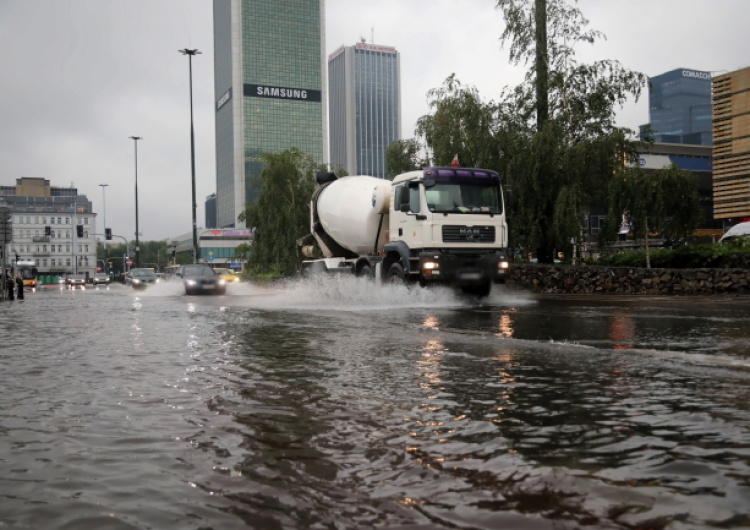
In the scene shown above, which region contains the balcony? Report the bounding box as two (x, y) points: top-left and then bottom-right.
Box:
(32, 236), (51, 243)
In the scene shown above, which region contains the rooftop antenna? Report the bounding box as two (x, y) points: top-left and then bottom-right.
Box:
(371, 27), (374, 44)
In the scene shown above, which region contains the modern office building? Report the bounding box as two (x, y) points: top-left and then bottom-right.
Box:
(641, 68), (713, 146)
(0, 177), (97, 280)
(328, 41), (401, 178)
(168, 228), (253, 269)
(213, 0), (327, 229)
(205, 193), (217, 229)
(712, 65), (750, 224)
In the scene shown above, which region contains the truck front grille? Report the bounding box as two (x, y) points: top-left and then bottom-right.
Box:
(442, 225), (496, 243)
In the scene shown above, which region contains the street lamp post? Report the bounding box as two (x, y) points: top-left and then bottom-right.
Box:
(179, 48), (201, 264)
(129, 136), (142, 268)
(99, 183), (109, 249)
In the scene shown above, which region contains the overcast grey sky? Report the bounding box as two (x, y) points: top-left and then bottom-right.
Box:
(1, 0), (747, 242)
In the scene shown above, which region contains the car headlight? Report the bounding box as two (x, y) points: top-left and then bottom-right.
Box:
(218, 279), (226, 286)
(186, 279), (197, 286)
(132, 279), (141, 284)
(498, 261), (510, 270)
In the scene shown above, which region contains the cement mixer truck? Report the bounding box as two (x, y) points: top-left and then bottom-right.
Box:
(297, 166), (510, 297)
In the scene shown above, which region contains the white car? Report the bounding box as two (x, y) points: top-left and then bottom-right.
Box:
(719, 222), (750, 244)
(92, 272), (110, 285)
(66, 273), (87, 288)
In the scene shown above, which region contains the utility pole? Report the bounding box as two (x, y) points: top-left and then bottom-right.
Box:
(179, 48), (201, 264)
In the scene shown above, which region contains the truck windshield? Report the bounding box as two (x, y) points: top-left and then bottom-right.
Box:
(426, 182), (502, 214)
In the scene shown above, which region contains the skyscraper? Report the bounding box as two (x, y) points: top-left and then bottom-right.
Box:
(712, 65), (750, 223)
(642, 68), (712, 146)
(328, 42), (401, 178)
(213, 0), (327, 229)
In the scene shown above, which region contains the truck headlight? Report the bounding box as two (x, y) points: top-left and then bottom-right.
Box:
(498, 261), (509, 270)
(422, 261), (440, 275)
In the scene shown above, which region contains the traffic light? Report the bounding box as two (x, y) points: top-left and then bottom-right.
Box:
(76, 225), (84, 237)
(45, 225), (51, 236)
(105, 228), (112, 240)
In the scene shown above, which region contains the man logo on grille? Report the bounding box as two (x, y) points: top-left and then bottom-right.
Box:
(459, 228), (481, 241)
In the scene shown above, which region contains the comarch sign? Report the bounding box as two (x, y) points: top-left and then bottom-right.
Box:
(244, 84), (321, 102)
(682, 69), (711, 80)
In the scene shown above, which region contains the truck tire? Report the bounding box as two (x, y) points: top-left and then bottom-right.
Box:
(357, 264), (374, 279)
(387, 263), (408, 284)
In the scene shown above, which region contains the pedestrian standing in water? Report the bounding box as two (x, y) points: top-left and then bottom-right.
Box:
(15, 275), (24, 300)
(5, 272), (15, 301)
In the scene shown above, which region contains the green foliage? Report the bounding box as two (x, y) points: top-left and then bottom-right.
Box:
(597, 240), (750, 269)
(243, 264), (286, 282)
(238, 148), (324, 277)
(497, 0), (645, 262)
(603, 164), (704, 267)
(385, 139), (423, 180)
(414, 1), (646, 263)
(415, 75), (503, 169)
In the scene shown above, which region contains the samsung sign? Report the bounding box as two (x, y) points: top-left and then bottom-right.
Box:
(244, 84), (321, 102)
(216, 88), (232, 111)
(682, 69), (711, 80)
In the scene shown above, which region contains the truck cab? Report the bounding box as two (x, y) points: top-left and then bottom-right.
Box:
(383, 167), (510, 296)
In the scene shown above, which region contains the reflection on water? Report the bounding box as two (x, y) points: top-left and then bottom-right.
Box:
(1, 279), (750, 529)
(608, 313), (635, 350)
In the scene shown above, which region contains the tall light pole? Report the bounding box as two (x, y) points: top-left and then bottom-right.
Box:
(129, 136), (142, 268)
(179, 48), (201, 264)
(99, 183), (109, 248)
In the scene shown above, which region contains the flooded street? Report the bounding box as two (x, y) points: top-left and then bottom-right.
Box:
(1, 277), (750, 529)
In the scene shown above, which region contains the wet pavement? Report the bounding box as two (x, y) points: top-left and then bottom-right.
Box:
(1, 277), (749, 529)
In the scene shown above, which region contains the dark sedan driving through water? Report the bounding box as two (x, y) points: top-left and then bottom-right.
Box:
(175, 264), (226, 295)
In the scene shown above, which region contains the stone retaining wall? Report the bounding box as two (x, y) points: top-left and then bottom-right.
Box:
(507, 264), (750, 295)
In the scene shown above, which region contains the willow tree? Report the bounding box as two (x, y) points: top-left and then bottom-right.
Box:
(238, 148), (324, 277)
(415, 74), (503, 169)
(495, 0), (646, 262)
(606, 164), (704, 268)
(385, 139), (423, 180)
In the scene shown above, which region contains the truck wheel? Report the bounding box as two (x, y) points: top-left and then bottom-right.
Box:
(358, 264), (374, 279)
(387, 263), (408, 284)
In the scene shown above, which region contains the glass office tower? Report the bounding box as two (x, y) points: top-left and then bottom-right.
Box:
(647, 68), (712, 146)
(328, 42), (401, 178)
(213, 0), (327, 229)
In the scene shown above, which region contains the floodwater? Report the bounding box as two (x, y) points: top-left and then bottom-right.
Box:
(1, 277), (750, 529)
